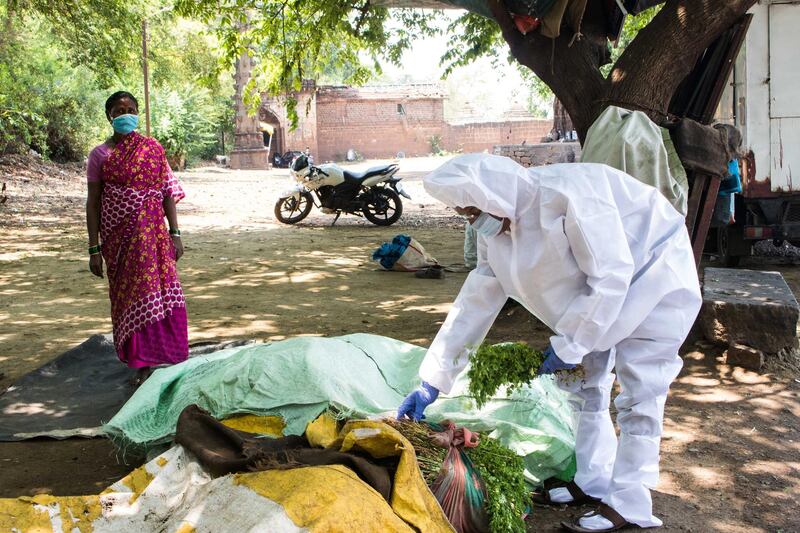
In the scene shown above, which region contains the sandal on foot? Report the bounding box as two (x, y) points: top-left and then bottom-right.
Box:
(561, 504), (634, 532)
(532, 481), (601, 506)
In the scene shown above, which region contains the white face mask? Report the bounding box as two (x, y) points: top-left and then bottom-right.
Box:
(470, 211), (503, 238)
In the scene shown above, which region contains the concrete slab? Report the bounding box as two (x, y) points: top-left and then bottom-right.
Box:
(700, 268), (800, 357)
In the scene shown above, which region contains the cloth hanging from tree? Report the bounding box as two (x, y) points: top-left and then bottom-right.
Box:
(540, 0), (588, 39)
(581, 105), (689, 215)
(667, 118), (731, 177)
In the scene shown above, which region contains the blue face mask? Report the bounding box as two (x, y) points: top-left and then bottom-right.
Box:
(470, 212), (503, 238)
(111, 114), (139, 134)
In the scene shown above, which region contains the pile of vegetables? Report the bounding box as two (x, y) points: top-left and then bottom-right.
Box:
(385, 341), (584, 532)
(388, 419), (529, 533)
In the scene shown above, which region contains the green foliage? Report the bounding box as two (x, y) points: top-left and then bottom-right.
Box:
(466, 433), (528, 533)
(602, 5), (663, 77)
(467, 341), (585, 408)
(0, 0), (663, 161)
(519, 66), (555, 117)
(467, 342), (547, 408)
(43, 90), (106, 162)
(6, 0), (146, 81)
(174, 1), (440, 126)
(150, 86), (224, 168)
(0, 12), (108, 160)
(429, 134), (444, 155)
(440, 12), (504, 77)
(0, 3), (232, 163)
(0, 100), (46, 155)
(387, 419), (448, 486)
(147, 17), (229, 91)
(317, 44), (378, 86)
(145, 17), (235, 164)
(434, 4), (660, 115)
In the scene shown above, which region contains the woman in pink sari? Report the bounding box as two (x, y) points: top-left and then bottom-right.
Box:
(86, 91), (188, 385)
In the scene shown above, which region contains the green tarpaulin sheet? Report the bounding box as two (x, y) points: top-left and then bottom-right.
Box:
(104, 334), (576, 483)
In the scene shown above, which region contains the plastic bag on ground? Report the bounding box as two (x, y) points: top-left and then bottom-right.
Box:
(373, 234), (438, 271)
(429, 421), (490, 533)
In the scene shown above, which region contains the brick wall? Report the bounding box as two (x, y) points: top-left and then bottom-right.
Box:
(283, 96), (318, 155)
(260, 92), (318, 161)
(442, 120), (552, 154)
(316, 97), (445, 161)
(493, 142), (582, 167)
(315, 98), (554, 162)
(264, 88), (556, 163)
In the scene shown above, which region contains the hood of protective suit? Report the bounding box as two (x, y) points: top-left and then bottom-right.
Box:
(423, 153), (532, 220)
(420, 152), (699, 380)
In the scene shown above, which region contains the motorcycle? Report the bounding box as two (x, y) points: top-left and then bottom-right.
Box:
(273, 154), (411, 226)
(272, 150), (303, 168)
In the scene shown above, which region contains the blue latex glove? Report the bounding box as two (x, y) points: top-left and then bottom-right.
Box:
(397, 381), (439, 421)
(537, 345), (577, 375)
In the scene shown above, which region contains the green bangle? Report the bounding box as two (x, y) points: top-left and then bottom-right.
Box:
(169, 228), (181, 236)
(88, 245), (101, 255)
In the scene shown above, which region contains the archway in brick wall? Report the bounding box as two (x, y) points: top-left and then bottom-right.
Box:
(259, 107), (283, 163)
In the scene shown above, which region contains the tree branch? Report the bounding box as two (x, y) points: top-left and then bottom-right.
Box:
(486, 0), (607, 138)
(354, 0), (372, 33)
(609, 0), (758, 119)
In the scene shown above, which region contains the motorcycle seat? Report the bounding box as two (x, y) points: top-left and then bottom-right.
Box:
(343, 164), (398, 182)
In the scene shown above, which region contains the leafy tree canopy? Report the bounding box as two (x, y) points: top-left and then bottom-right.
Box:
(174, 1), (479, 122)
(5, 0), (150, 82)
(1, 1), (233, 162)
(173, 0), (663, 125)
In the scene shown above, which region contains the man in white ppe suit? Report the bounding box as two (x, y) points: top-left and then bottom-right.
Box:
(397, 154), (702, 532)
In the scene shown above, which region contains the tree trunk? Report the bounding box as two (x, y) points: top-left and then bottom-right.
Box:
(487, 0), (758, 143)
(550, 98), (573, 141)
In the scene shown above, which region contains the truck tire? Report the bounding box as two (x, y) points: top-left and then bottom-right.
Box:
(717, 225), (749, 267)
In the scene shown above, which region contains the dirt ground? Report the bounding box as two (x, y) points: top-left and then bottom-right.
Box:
(0, 156), (798, 532)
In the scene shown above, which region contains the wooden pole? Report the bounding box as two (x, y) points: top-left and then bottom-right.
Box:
(142, 18), (151, 137)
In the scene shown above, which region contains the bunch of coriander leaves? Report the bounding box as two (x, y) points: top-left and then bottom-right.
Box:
(468, 431), (528, 533)
(467, 341), (584, 408)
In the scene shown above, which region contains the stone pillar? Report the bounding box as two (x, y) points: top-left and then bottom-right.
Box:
(229, 50), (270, 170)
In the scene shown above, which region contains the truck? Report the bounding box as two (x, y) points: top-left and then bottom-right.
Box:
(712, 0), (800, 266)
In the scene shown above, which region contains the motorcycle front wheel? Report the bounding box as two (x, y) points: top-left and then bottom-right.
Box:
(274, 192), (313, 224)
(363, 187), (403, 226)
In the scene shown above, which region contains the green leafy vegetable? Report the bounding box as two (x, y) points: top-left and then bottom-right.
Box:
(467, 342), (584, 408)
(467, 433), (528, 533)
(467, 342), (546, 409)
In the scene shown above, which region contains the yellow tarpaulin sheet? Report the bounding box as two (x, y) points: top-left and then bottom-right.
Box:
(0, 416), (454, 533)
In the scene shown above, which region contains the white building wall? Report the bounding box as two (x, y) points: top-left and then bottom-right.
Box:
(742, 0), (800, 192)
(768, 2), (800, 191)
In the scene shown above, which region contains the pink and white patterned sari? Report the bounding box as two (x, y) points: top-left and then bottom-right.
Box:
(100, 131), (188, 368)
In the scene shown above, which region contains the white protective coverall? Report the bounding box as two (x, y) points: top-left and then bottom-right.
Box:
(420, 154), (702, 528)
